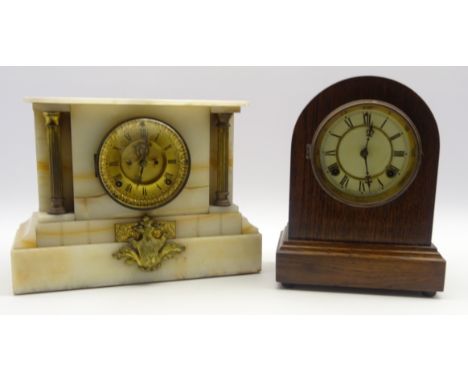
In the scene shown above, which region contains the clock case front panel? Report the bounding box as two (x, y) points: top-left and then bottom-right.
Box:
(36, 104), (217, 219)
(277, 77), (446, 295)
(290, 76), (438, 245)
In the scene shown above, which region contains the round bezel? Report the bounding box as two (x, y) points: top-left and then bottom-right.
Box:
(97, 117), (191, 210)
(310, 99), (422, 208)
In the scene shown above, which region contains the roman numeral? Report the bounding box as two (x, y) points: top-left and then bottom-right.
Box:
(140, 125), (148, 139)
(344, 116), (354, 129)
(363, 112), (372, 128)
(389, 132), (402, 141)
(125, 184), (132, 193)
(380, 117), (389, 129)
(393, 150), (406, 157)
(153, 133), (160, 143)
(377, 178), (384, 189)
(164, 144), (172, 151)
(124, 131), (132, 141)
(324, 150), (336, 156)
(339, 175), (349, 189)
(142, 187), (147, 196)
(167, 159), (177, 164)
(112, 146), (122, 151)
(365, 176), (372, 190)
(358, 180), (367, 193)
(108, 161), (119, 166)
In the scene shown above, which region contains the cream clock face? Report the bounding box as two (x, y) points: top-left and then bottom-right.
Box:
(311, 100), (422, 207)
(97, 118), (190, 210)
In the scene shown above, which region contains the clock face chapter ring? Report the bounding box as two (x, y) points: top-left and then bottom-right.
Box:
(310, 99), (422, 208)
(97, 117), (191, 210)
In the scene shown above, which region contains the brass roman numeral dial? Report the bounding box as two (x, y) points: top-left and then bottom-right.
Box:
(97, 118), (190, 210)
(311, 100), (421, 207)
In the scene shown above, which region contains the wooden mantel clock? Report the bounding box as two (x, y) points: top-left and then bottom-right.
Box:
(276, 76), (446, 296)
(11, 97), (261, 294)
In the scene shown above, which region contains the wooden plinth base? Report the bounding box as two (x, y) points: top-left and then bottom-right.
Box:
(276, 229), (446, 295)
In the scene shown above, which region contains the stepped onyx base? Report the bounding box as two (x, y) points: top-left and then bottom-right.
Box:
(11, 215), (261, 294)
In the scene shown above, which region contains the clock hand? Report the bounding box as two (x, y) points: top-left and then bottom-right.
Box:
(138, 161), (145, 183)
(137, 135), (151, 183)
(360, 121), (376, 190)
(366, 121), (375, 138)
(364, 152), (369, 176)
(364, 121), (375, 150)
(366, 150), (372, 185)
(360, 135), (372, 191)
(360, 152), (372, 191)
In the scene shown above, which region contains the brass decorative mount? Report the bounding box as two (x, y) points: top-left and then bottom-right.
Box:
(114, 216), (185, 271)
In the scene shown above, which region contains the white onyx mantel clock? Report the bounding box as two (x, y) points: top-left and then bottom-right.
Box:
(11, 97), (261, 294)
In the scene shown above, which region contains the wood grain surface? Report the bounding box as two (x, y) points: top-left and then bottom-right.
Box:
(276, 229), (446, 294)
(288, 76), (440, 245)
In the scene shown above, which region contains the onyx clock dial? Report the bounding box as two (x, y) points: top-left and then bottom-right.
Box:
(311, 100), (422, 207)
(97, 118), (190, 210)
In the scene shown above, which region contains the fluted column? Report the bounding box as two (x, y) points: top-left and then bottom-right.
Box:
(43, 111), (66, 214)
(214, 113), (232, 206)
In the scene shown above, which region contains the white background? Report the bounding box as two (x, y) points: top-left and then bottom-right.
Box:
(1, 1), (468, 382)
(1, 67), (467, 314)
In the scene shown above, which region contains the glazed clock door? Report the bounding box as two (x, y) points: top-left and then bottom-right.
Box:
(311, 100), (422, 207)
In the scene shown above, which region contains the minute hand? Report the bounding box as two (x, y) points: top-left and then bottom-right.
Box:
(138, 137), (150, 183)
(362, 126), (374, 189)
(138, 162), (145, 183)
(366, 119), (375, 139)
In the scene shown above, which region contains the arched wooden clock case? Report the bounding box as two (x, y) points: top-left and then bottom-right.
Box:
(276, 76), (446, 296)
